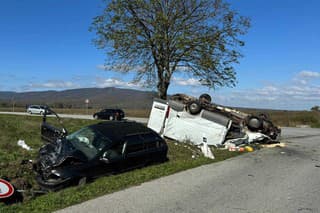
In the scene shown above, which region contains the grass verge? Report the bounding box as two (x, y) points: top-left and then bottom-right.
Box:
(0, 114), (241, 212)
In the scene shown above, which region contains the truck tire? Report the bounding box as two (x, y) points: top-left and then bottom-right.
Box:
(247, 116), (263, 131)
(258, 113), (269, 120)
(188, 100), (202, 115)
(199, 93), (212, 103)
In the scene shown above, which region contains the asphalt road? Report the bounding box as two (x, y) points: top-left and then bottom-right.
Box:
(56, 127), (320, 213)
(0, 111), (149, 123)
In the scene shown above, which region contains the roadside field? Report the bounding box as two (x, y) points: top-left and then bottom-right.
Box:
(1, 107), (319, 127)
(0, 107), (150, 118)
(0, 114), (241, 212)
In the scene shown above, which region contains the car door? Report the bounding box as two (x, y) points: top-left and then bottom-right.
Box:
(90, 141), (126, 177)
(101, 109), (110, 120)
(36, 106), (42, 114)
(122, 135), (148, 170)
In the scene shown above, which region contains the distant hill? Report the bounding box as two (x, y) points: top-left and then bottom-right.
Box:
(0, 87), (157, 109)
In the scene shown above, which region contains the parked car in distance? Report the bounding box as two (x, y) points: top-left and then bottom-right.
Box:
(93, 109), (125, 120)
(27, 105), (49, 115)
(34, 118), (168, 191)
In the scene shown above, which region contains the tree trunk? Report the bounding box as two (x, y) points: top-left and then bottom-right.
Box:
(157, 80), (170, 100)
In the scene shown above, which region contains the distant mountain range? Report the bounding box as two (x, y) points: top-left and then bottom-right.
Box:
(0, 87), (157, 109)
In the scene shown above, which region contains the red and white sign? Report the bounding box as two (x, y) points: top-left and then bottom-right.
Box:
(0, 179), (14, 199)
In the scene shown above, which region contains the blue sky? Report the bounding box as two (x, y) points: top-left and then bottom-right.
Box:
(0, 0), (319, 110)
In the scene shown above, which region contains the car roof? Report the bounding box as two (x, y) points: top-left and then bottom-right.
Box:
(29, 105), (46, 108)
(89, 121), (153, 142)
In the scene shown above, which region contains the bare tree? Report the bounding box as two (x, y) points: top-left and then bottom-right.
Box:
(91, 0), (250, 99)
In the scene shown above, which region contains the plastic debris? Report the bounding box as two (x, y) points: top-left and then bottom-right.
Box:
(245, 146), (254, 152)
(238, 147), (245, 152)
(17, 140), (32, 151)
(199, 143), (215, 159)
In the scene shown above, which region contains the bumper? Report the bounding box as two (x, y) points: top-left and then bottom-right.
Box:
(35, 175), (73, 191)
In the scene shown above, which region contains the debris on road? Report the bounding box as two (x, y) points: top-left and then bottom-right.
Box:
(261, 143), (286, 148)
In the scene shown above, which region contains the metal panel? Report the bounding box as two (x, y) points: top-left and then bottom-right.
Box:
(201, 110), (230, 127)
(168, 100), (185, 112)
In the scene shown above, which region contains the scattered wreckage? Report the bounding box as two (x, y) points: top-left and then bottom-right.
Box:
(33, 109), (168, 191)
(147, 93), (281, 147)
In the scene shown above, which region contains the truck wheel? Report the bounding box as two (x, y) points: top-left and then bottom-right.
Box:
(247, 116), (263, 131)
(258, 113), (269, 120)
(199, 93), (212, 103)
(188, 101), (202, 115)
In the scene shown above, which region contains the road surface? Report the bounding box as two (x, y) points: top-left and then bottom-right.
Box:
(0, 111), (148, 123)
(55, 127), (320, 213)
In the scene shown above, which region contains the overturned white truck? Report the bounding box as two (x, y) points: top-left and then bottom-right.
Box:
(147, 94), (281, 146)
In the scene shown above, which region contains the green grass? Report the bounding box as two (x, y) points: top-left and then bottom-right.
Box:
(0, 114), (241, 212)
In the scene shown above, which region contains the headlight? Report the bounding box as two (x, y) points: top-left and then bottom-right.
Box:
(45, 170), (63, 182)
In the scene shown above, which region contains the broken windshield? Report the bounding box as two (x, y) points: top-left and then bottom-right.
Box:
(66, 126), (112, 160)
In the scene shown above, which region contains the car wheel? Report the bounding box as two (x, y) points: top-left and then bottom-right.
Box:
(40, 111), (43, 115)
(78, 177), (87, 186)
(94, 115), (98, 119)
(28, 111), (32, 114)
(188, 100), (202, 115)
(109, 115), (114, 120)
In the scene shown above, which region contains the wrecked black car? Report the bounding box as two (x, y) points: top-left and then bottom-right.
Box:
(33, 111), (168, 191)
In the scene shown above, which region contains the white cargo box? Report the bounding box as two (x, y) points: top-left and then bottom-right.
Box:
(147, 98), (232, 146)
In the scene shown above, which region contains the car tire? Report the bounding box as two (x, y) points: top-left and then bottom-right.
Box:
(40, 111), (43, 115)
(109, 115), (114, 120)
(28, 111), (32, 114)
(188, 100), (202, 115)
(93, 115), (98, 120)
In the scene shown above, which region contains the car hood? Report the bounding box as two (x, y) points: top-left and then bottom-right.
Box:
(37, 139), (87, 171)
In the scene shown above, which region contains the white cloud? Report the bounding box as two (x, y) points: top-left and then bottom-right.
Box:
(298, 70), (320, 78)
(172, 77), (201, 86)
(27, 80), (79, 90)
(94, 77), (143, 89)
(183, 70), (320, 110)
(211, 83), (320, 110)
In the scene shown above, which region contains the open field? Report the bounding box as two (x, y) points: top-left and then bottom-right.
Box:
(242, 109), (320, 128)
(0, 107), (151, 118)
(0, 114), (241, 212)
(1, 107), (319, 128)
